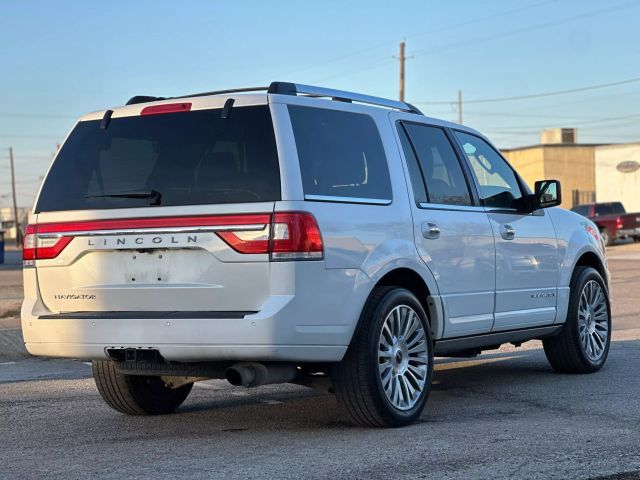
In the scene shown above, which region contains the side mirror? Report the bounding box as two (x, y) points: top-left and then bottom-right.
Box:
(534, 179), (561, 209)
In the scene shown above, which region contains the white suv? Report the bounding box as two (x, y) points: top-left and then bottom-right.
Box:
(21, 82), (611, 427)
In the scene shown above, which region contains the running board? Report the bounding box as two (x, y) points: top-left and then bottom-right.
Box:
(38, 311), (255, 320)
(433, 325), (562, 356)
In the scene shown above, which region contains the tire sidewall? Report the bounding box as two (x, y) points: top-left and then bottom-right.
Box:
(568, 267), (611, 370)
(366, 288), (434, 425)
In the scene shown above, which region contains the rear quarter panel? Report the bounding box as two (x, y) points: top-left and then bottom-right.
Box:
(271, 96), (440, 340)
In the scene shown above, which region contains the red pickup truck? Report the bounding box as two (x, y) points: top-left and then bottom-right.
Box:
(571, 202), (640, 246)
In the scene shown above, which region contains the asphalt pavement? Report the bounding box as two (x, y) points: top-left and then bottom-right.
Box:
(1, 243), (639, 479)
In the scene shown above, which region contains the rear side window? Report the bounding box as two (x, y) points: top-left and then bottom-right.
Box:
(288, 106), (392, 201)
(401, 123), (472, 206)
(36, 106), (280, 212)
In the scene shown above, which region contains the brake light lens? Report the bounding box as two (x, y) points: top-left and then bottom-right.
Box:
(217, 212), (323, 260)
(616, 216), (623, 229)
(23, 224), (74, 266)
(270, 212), (323, 260)
(22, 212), (323, 266)
(140, 102), (192, 116)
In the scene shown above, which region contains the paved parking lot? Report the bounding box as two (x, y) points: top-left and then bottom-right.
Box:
(1, 243), (639, 479)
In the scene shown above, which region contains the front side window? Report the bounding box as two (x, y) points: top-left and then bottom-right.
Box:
(288, 105), (392, 201)
(401, 123), (471, 206)
(454, 131), (523, 210)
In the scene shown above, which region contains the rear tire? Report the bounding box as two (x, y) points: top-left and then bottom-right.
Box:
(543, 266), (611, 373)
(331, 287), (434, 427)
(600, 228), (612, 247)
(92, 360), (192, 415)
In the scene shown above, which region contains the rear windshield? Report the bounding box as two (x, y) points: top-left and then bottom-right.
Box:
(36, 105), (280, 212)
(571, 205), (590, 217)
(594, 203), (624, 216)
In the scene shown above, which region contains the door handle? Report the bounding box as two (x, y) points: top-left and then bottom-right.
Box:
(501, 224), (516, 240)
(422, 222), (441, 240)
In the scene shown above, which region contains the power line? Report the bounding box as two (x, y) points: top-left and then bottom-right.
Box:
(415, 75), (640, 105)
(0, 112), (76, 119)
(0, 134), (62, 139)
(263, 0), (555, 83)
(412, 1), (640, 58)
(307, 1), (638, 87)
(475, 113), (640, 131)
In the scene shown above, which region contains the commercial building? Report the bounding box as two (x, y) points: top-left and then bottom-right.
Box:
(594, 143), (640, 213)
(0, 207), (29, 242)
(502, 129), (640, 211)
(502, 128), (600, 209)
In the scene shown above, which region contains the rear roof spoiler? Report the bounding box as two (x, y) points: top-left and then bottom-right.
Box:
(126, 82), (423, 115)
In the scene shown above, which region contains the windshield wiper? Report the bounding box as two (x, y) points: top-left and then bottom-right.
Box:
(85, 189), (162, 206)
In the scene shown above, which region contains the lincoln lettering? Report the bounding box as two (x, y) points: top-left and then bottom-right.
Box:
(87, 235), (198, 247)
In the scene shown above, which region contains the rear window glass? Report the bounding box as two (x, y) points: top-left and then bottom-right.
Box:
(571, 205), (590, 217)
(288, 105), (392, 201)
(36, 105), (280, 212)
(594, 203), (624, 216)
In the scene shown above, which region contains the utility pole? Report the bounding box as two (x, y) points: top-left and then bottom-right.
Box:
(8, 147), (21, 247)
(457, 90), (463, 124)
(398, 41), (406, 102)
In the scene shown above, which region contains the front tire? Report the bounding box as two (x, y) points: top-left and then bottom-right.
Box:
(92, 360), (192, 415)
(543, 267), (611, 373)
(332, 287), (434, 427)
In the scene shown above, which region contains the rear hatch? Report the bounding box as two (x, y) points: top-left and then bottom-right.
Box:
(28, 101), (283, 315)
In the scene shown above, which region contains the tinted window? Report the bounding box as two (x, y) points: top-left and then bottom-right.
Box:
(36, 106), (280, 212)
(454, 131), (522, 209)
(403, 124), (471, 206)
(288, 106), (392, 201)
(397, 126), (427, 204)
(571, 205), (590, 217)
(595, 203), (624, 216)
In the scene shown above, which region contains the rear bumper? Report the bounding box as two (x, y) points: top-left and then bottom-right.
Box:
(616, 227), (640, 238)
(21, 265), (369, 363)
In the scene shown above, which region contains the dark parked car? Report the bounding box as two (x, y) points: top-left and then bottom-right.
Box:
(572, 202), (640, 246)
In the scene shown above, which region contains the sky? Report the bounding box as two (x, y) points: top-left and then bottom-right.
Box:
(1, 0), (639, 208)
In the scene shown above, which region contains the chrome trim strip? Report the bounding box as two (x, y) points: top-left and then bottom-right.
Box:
(483, 207), (520, 213)
(418, 203), (484, 212)
(37, 224), (267, 238)
(304, 195), (391, 205)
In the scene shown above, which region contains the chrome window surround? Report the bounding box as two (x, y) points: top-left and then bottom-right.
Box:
(304, 194), (392, 205)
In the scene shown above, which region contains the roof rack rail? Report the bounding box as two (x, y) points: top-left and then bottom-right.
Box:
(126, 82), (423, 115)
(267, 82), (423, 115)
(176, 86), (269, 99)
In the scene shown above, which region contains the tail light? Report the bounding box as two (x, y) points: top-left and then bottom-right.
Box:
(22, 212), (323, 267)
(217, 212), (323, 260)
(616, 216), (623, 229)
(23, 224), (74, 267)
(270, 212), (323, 260)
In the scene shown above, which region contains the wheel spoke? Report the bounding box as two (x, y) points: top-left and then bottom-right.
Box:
(378, 304), (430, 411)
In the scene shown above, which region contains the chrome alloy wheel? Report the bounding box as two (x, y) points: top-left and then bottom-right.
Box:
(578, 280), (609, 362)
(378, 305), (429, 411)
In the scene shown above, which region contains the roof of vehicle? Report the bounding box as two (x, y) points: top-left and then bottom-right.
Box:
(78, 81), (486, 140)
